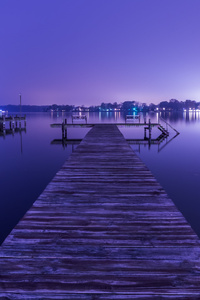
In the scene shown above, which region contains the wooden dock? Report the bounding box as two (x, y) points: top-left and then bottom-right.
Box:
(0, 124), (200, 298)
(0, 115), (26, 136)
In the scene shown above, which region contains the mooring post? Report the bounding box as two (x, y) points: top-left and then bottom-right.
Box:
(148, 137), (151, 150)
(19, 93), (22, 128)
(64, 118), (67, 139)
(149, 119), (152, 140)
(144, 127), (147, 140)
(62, 121), (65, 139)
(12, 116), (15, 130)
(3, 115), (5, 131)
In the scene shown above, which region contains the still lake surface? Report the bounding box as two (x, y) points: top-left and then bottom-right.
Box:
(0, 110), (200, 244)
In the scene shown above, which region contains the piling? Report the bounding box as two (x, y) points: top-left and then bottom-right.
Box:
(0, 115), (26, 137)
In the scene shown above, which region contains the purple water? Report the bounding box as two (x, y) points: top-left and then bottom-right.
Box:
(0, 110), (200, 244)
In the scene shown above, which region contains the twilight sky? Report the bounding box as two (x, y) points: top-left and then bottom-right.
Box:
(1, 0), (200, 106)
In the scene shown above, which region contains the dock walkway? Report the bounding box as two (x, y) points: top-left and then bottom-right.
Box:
(0, 124), (200, 298)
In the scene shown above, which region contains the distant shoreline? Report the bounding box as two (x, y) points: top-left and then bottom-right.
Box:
(0, 99), (200, 113)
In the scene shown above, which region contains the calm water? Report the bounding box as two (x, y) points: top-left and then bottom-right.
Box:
(0, 110), (200, 244)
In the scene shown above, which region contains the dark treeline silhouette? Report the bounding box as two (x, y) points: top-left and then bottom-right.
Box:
(159, 99), (199, 111)
(0, 99), (200, 112)
(0, 104), (74, 113)
(80, 99), (200, 112)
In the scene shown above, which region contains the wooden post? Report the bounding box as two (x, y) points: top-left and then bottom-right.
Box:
(3, 115), (5, 131)
(19, 93), (22, 117)
(144, 128), (147, 140)
(62, 121), (64, 139)
(12, 116), (15, 130)
(64, 119), (67, 139)
(19, 94), (22, 128)
(149, 119), (152, 140)
(148, 138), (151, 149)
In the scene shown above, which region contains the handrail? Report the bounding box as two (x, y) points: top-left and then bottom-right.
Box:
(159, 116), (180, 134)
(158, 132), (179, 153)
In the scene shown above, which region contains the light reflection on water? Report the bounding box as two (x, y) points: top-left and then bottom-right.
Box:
(0, 111), (200, 244)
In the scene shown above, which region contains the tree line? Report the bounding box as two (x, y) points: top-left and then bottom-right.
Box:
(0, 99), (199, 112)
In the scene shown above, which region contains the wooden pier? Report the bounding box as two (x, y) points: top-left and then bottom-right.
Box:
(51, 118), (179, 151)
(51, 119), (169, 144)
(0, 124), (200, 298)
(0, 115), (26, 136)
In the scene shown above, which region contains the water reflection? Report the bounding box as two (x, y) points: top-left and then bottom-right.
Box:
(182, 110), (200, 122)
(51, 112), (179, 153)
(160, 110), (200, 123)
(0, 115), (26, 138)
(0, 127), (26, 138)
(49, 111), (200, 239)
(1, 111), (200, 246)
(0, 113), (74, 244)
(49, 109), (200, 125)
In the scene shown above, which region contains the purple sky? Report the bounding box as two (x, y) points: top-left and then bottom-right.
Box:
(1, 0), (200, 106)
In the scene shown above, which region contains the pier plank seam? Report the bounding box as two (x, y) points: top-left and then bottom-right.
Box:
(0, 124), (200, 298)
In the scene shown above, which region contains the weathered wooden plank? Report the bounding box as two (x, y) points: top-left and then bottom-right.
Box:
(1, 245), (200, 259)
(1, 258), (200, 275)
(0, 124), (200, 298)
(0, 294), (199, 300)
(0, 294), (200, 300)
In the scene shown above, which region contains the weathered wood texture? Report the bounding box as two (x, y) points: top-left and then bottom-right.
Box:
(0, 124), (200, 299)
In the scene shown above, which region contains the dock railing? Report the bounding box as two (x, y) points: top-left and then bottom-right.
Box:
(159, 116), (180, 135)
(0, 114), (26, 135)
(72, 115), (87, 124)
(125, 114), (140, 123)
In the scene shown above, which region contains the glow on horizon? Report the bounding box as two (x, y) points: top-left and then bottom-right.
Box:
(1, 0), (200, 106)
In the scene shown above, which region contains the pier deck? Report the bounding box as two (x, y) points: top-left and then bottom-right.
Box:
(50, 122), (159, 128)
(0, 115), (26, 137)
(0, 124), (200, 298)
